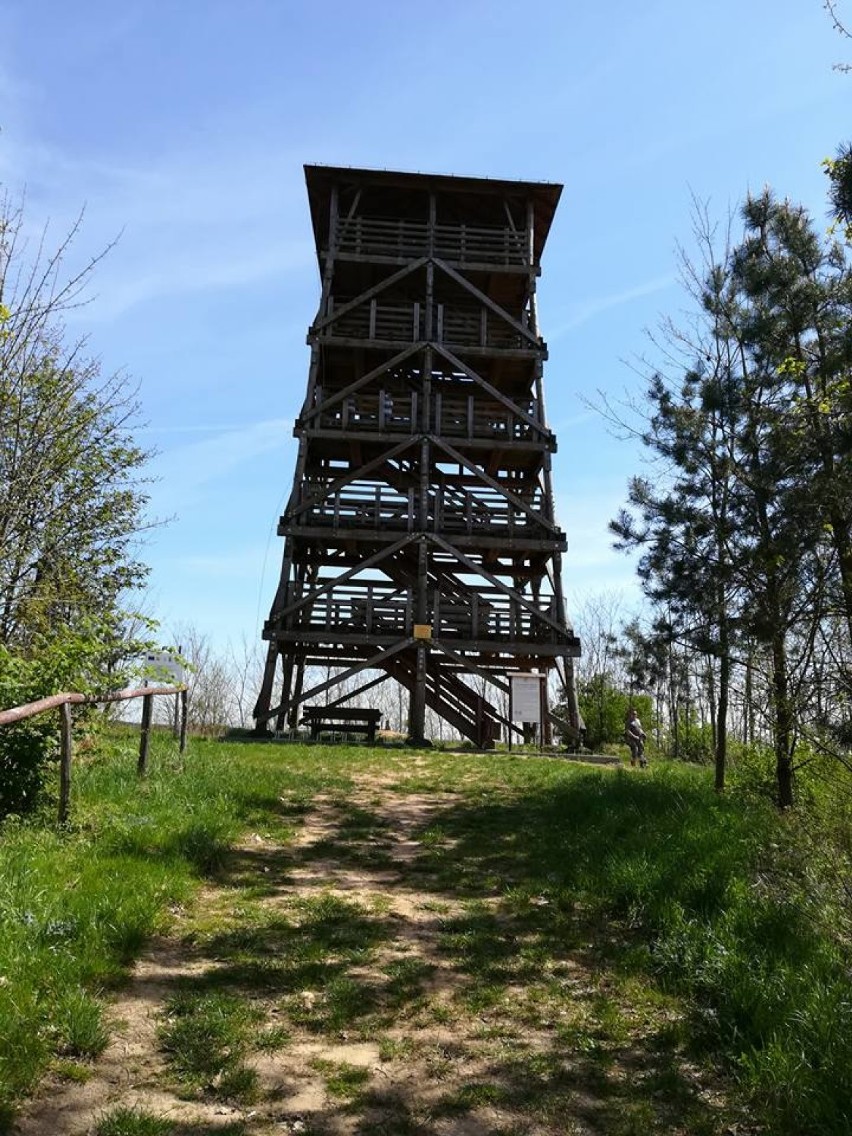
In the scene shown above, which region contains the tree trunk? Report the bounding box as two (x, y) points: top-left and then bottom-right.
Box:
(744, 644), (755, 746)
(771, 631), (794, 808)
(714, 579), (730, 790)
(715, 647), (729, 792)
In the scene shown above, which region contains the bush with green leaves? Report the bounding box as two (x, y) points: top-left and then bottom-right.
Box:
(0, 622), (154, 818)
(0, 647), (59, 816)
(576, 678), (653, 751)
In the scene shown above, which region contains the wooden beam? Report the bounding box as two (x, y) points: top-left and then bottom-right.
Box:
(272, 532), (419, 619)
(432, 436), (561, 535)
(138, 693), (154, 776)
(58, 702), (72, 824)
(323, 672), (389, 711)
(258, 638), (413, 724)
(432, 344), (552, 439)
(430, 639), (510, 694)
(286, 436), (418, 522)
(301, 344), (423, 424)
(433, 258), (541, 347)
(312, 257), (428, 333)
(429, 533), (567, 638)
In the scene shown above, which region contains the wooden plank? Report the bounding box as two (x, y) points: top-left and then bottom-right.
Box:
(433, 436), (561, 535)
(433, 345), (551, 436)
(287, 436), (418, 521)
(58, 702), (72, 825)
(311, 257), (428, 333)
(302, 707), (381, 723)
(434, 259), (541, 346)
(138, 693), (154, 776)
(0, 685), (185, 727)
(179, 688), (188, 753)
(259, 638), (413, 724)
(429, 533), (567, 638)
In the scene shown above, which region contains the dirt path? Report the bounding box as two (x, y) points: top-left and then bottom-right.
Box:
(16, 774), (732, 1135)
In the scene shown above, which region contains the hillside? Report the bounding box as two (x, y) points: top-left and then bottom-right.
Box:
(2, 735), (849, 1135)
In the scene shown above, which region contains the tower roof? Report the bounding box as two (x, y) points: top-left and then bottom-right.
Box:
(304, 164), (563, 265)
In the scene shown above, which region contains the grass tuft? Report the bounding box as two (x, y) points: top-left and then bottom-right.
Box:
(158, 989), (261, 1100)
(93, 1106), (173, 1136)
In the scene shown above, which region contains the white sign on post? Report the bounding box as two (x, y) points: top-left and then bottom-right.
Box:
(143, 649), (185, 686)
(509, 673), (543, 725)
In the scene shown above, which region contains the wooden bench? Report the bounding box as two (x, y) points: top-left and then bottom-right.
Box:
(301, 705), (382, 743)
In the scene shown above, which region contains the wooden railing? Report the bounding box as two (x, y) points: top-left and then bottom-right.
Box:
(305, 387), (546, 444)
(334, 216), (529, 268)
(0, 684), (188, 824)
(280, 584), (563, 646)
(322, 297), (533, 351)
(285, 480), (551, 541)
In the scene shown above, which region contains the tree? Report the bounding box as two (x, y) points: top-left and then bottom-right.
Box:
(0, 191), (156, 815)
(825, 1), (852, 71)
(168, 624), (234, 734)
(609, 206), (745, 789)
(0, 192), (152, 661)
(611, 190), (852, 805)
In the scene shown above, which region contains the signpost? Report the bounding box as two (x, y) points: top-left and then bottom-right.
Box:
(508, 672), (546, 750)
(143, 649), (186, 740)
(143, 649), (185, 686)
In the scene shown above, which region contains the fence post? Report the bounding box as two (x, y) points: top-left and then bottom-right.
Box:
(179, 688), (188, 754)
(138, 693), (154, 775)
(58, 702), (73, 824)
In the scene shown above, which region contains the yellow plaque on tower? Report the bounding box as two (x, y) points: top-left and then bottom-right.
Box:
(413, 624), (432, 639)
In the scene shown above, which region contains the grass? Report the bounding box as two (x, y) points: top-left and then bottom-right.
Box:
(158, 989), (262, 1099)
(0, 727), (343, 1128)
(94, 1108), (173, 1136)
(93, 1108), (248, 1136)
(310, 1057), (371, 1100)
(0, 731), (850, 1134)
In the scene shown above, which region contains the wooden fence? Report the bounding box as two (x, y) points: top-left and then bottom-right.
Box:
(0, 685), (188, 824)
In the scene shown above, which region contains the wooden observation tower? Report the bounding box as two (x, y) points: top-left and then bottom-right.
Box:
(253, 165), (581, 746)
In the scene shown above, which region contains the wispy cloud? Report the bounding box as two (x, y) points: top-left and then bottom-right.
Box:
(550, 273), (675, 339)
(146, 417), (291, 516)
(176, 545), (271, 580)
(0, 121), (315, 321)
(555, 485), (639, 580)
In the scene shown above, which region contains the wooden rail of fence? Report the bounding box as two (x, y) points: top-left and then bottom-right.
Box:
(0, 685), (188, 824)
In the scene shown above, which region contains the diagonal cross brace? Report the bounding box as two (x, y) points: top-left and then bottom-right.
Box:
(429, 533), (566, 638)
(433, 343), (552, 440)
(312, 257), (428, 333)
(430, 639), (510, 695)
(258, 638), (413, 724)
(272, 533), (420, 620)
(433, 258), (541, 347)
(301, 344), (423, 423)
(432, 436), (561, 535)
(287, 436), (419, 521)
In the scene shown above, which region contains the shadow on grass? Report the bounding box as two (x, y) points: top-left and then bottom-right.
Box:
(84, 761), (813, 1134)
(133, 767), (740, 1133)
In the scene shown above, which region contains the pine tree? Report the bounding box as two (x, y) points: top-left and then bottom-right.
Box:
(613, 191), (852, 805)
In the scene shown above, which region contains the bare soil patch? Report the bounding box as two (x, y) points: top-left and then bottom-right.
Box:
(15, 773), (734, 1135)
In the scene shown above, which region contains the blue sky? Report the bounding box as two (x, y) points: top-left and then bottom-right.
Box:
(1, 0), (849, 649)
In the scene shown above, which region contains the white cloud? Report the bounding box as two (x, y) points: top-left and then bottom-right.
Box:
(556, 484), (641, 593)
(0, 125), (315, 321)
(549, 273), (675, 338)
(147, 417), (291, 514)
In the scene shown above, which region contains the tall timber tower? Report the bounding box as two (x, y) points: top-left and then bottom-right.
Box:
(254, 165), (581, 746)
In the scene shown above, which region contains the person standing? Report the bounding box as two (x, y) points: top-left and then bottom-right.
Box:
(625, 707), (647, 768)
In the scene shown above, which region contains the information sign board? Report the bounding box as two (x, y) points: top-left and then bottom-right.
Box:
(509, 673), (543, 725)
(143, 649), (185, 686)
